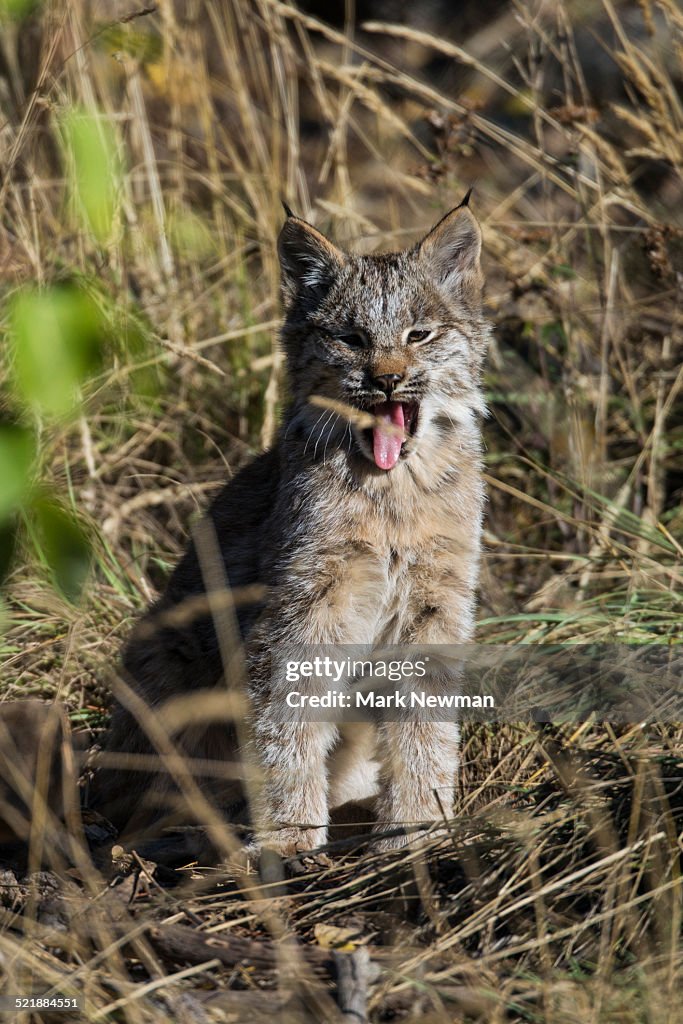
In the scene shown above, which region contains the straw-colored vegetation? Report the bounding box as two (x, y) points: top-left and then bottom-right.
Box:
(0, 0), (681, 1020)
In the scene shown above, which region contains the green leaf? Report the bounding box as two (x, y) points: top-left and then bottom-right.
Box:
(98, 25), (163, 64)
(550, 263), (577, 280)
(169, 210), (216, 260)
(62, 108), (121, 242)
(0, 424), (35, 520)
(35, 499), (91, 603)
(0, 0), (40, 22)
(9, 283), (105, 417)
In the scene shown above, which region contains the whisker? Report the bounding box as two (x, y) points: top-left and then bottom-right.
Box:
(303, 410), (327, 457)
(313, 411), (335, 461)
(283, 414), (296, 441)
(322, 413), (341, 465)
(433, 398), (461, 435)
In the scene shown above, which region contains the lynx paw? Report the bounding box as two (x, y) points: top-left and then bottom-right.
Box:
(241, 827), (330, 873)
(372, 825), (442, 853)
(372, 829), (412, 853)
(285, 850), (333, 875)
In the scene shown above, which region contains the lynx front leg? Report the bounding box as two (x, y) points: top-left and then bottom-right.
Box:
(250, 718), (337, 857)
(374, 570), (474, 850)
(246, 540), (388, 858)
(373, 719), (459, 850)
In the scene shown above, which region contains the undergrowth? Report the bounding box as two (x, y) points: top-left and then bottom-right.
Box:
(0, 0), (681, 1020)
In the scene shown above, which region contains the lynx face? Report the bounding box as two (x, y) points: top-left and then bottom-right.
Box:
(278, 202), (488, 471)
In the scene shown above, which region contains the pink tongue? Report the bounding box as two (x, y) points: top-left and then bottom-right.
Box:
(372, 401), (405, 470)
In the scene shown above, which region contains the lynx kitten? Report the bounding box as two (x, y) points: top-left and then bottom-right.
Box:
(93, 196), (489, 856)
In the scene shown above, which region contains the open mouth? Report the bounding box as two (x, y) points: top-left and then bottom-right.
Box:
(364, 400), (419, 471)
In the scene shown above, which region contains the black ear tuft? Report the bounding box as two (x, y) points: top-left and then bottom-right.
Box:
(457, 187), (473, 209)
(281, 199), (295, 218)
(278, 217), (345, 304)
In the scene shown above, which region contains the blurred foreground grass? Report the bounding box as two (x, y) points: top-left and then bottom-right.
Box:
(0, 0), (681, 1020)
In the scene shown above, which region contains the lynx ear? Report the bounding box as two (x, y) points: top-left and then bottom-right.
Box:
(417, 202), (483, 304)
(278, 216), (345, 303)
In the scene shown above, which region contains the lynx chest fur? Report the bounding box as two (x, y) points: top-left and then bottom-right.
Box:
(260, 444), (484, 650)
(93, 197), (490, 857)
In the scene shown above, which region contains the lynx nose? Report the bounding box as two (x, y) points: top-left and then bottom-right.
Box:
(372, 372), (404, 396)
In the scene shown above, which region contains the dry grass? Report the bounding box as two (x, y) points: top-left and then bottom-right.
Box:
(0, 0), (681, 1020)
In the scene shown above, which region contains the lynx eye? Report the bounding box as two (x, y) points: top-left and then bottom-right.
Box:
(337, 332), (367, 350)
(406, 328), (432, 344)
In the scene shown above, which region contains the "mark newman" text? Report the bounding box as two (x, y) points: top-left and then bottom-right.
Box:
(285, 690), (494, 709)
